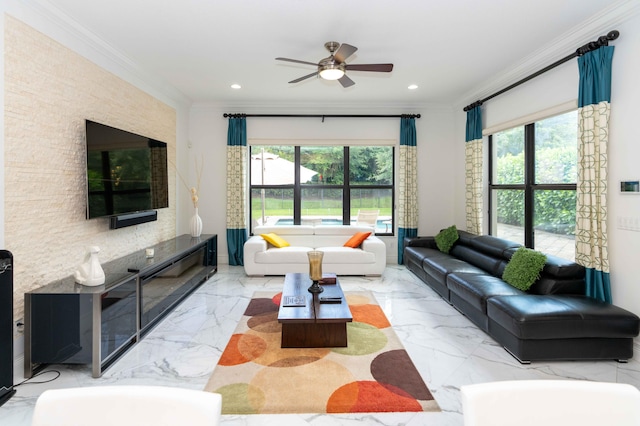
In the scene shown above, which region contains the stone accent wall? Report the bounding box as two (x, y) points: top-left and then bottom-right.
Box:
(4, 15), (177, 324)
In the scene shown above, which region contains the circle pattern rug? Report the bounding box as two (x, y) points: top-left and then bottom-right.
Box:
(204, 291), (440, 414)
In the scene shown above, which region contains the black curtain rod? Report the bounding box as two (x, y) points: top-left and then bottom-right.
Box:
(463, 30), (620, 112)
(223, 113), (421, 121)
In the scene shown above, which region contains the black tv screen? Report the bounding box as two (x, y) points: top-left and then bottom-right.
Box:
(85, 120), (169, 219)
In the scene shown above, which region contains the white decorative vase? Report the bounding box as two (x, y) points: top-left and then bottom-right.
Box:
(190, 207), (203, 238)
(74, 246), (105, 286)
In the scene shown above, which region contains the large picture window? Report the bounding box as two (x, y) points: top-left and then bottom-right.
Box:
(250, 145), (394, 235)
(489, 111), (577, 260)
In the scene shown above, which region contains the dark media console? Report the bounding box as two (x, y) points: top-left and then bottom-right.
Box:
(24, 234), (217, 378)
(110, 210), (158, 229)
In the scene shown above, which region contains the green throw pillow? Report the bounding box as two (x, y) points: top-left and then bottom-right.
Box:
(435, 225), (459, 254)
(502, 247), (547, 291)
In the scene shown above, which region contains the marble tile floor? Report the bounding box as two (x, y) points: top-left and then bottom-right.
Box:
(3, 265), (640, 425)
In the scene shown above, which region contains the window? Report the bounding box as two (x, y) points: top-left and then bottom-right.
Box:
(250, 145), (394, 235)
(489, 111), (577, 260)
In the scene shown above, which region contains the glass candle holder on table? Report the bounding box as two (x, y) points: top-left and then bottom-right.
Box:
(307, 250), (324, 293)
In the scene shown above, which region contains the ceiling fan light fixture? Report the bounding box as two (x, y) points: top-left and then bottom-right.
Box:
(319, 63), (345, 80)
(276, 41), (392, 87)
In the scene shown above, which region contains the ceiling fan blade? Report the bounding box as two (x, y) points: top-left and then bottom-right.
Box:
(338, 74), (355, 88)
(334, 43), (358, 63)
(276, 57), (319, 67)
(345, 63), (394, 72)
(289, 71), (318, 84)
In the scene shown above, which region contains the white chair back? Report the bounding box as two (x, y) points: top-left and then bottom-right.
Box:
(356, 209), (379, 227)
(461, 380), (640, 426)
(31, 386), (222, 426)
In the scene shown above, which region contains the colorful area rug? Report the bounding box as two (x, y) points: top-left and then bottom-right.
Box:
(204, 291), (440, 414)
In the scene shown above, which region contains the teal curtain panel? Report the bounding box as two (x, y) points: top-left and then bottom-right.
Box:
(226, 117), (248, 266)
(398, 117), (418, 264)
(575, 46), (614, 303)
(465, 106), (483, 235)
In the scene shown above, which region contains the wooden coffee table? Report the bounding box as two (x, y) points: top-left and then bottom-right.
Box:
(278, 273), (352, 348)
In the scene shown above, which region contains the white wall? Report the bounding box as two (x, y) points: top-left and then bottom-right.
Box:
(454, 13), (640, 315)
(188, 104), (457, 265)
(607, 15), (640, 315)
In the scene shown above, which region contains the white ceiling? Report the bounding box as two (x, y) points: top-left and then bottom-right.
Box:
(43, 0), (624, 108)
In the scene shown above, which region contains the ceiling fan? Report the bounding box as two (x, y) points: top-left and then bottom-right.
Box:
(275, 41), (393, 88)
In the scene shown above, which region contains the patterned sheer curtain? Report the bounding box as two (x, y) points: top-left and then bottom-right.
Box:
(397, 116), (418, 264)
(226, 117), (248, 266)
(465, 106), (483, 235)
(576, 46), (614, 303)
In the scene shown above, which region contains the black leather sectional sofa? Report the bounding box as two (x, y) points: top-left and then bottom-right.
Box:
(404, 231), (640, 363)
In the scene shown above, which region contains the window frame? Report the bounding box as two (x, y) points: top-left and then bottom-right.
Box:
(249, 145), (395, 236)
(488, 118), (576, 249)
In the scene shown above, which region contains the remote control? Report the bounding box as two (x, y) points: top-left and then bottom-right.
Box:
(320, 297), (342, 304)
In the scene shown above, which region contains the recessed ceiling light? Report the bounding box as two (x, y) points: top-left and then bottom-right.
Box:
(231, 84), (242, 89)
(408, 84), (418, 90)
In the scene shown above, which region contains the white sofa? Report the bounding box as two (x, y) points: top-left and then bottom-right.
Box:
(244, 225), (386, 276)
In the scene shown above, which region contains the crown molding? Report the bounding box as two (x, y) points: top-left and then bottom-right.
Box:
(16, 0), (191, 108)
(454, 0), (640, 111)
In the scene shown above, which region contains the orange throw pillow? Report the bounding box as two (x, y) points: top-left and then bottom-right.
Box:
(343, 231), (372, 248)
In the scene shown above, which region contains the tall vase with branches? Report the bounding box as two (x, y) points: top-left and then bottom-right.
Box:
(174, 158), (203, 238)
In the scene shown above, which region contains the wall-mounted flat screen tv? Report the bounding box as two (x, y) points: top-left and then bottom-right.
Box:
(85, 120), (169, 219)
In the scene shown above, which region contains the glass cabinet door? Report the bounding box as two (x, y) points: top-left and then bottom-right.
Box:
(140, 246), (208, 332)
(100, 277), (137, 363)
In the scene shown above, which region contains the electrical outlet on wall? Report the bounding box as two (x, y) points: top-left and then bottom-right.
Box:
(14, 319), (24, 335)
(616, 216), (640, 232)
